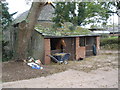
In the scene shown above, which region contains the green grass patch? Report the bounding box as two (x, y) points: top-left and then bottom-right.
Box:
(108, 36), (118, 39)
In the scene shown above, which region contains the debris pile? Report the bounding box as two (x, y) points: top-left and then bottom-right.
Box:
(24, 57), (43, 69)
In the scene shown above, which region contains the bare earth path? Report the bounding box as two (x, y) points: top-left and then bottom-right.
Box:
(2, 50), (118, 88)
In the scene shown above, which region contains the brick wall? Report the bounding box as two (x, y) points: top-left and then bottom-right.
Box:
(96, 36), (100, 50)
(75, 37), (85, 60)
(44, 39), (51, 64)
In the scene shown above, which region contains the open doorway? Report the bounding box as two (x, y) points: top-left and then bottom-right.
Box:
(85, 36), (96, 56)
(50, 38), (66, 54)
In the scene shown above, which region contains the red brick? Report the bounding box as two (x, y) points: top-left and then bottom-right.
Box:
(96, 37), (100, 50)
(44, 39), (51, 64)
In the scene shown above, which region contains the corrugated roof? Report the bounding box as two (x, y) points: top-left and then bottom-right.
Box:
(13, 3), (55, 24)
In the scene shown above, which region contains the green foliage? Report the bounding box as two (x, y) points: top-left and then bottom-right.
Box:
(2, 41), (13, 62)
(101, 44), (118, 50)
(100, 36), (118, 45)
(1, 1), (11, 29)
(100, 34), (109, 38)
(1, 1), (17, 29)
(35, 22), (91, 36)
(52, 2), (76, 27)
(107, 1), (120, 17)
(1, 1), (15, 61)
(53, 2), (112, 27)
(100, 36), (119, 50)
(108, 1), (120, 10)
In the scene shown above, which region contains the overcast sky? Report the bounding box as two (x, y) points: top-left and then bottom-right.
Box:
(6, 0), (118, 27)
(6, 0), (31, 18)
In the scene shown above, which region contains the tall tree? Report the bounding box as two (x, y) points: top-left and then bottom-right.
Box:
(52, 2), (113, 27)
(52, 2), (76, 27)
(108, 1), (120, 17)
(1, 1), (16, 29)
(15, 2), (46, 60)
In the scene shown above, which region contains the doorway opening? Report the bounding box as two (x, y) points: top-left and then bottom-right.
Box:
(50, 38), (66, 54)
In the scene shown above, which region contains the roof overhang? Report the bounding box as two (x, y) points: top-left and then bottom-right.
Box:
(44, 34), (101, 39)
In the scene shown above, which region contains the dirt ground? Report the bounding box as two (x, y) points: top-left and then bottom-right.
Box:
(2, 50), (118, 88)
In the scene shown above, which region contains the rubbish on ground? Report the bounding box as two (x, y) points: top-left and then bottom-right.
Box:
(27, 62), (41, 69)
(40, 67), (43, 69)
(28, 57), (34, 62)
(35, 59), (41, 65)
(32, 65), (40, 69)
(26, 57), (43, 69)
(27, 61), (43, 69)
(23, 60), (27, 63)
(27, 57), (42, 64)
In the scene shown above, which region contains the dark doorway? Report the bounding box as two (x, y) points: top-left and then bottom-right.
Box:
(50, 38), (66, 54)
(50, 38), (60, 50)
(85, 36), (96, 56)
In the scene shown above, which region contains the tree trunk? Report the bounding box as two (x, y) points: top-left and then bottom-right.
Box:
(15, 2), (46, 61)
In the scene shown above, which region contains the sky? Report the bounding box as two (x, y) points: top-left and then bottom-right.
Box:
(6, 0), (31, 18)
(6, 0), (118, 28)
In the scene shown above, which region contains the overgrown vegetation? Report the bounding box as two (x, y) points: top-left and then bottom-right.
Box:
(100, 36), (119, 50)
(2, 41), (13, 62)
(35, 22), (92, 36)
(1, 1), (16, 61)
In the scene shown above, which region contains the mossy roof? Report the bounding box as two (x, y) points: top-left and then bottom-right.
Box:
(35, 24), (100, 38)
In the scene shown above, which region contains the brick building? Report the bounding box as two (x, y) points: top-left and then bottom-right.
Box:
(12, 3), (100, 64)
(29, 31), (100, 64)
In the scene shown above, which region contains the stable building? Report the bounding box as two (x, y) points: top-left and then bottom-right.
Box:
(29, 31), (100, 64)
(12, 3), (100, 64)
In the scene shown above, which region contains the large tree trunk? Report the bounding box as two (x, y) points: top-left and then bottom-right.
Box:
(15, 2), (46, 60)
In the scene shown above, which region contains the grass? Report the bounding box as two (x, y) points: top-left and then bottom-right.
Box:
(108, 36), (118, 39)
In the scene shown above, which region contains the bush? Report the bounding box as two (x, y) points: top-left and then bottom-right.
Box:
(100, 34), (109, 38)
(2, 41), (13, 62)
(100, 36), (119, 50)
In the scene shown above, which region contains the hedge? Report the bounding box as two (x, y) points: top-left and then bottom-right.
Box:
(100, 36), (119, 50)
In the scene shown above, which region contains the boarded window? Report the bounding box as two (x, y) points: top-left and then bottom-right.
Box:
(79, 37), (85, 46)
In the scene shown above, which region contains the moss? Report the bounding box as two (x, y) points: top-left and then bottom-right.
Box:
(35, 22), (92, 36)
